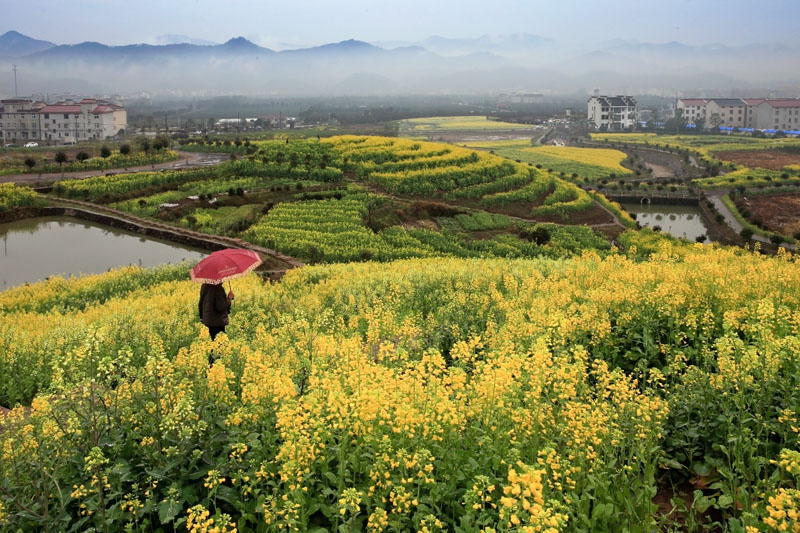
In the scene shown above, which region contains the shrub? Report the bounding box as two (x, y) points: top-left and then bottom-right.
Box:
(740, 228), (754, 239)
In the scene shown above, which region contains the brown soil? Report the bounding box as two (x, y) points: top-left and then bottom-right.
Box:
(714, 150), (800, 170)
(594, 224), (627, 241)
(736, 193), (800, 235)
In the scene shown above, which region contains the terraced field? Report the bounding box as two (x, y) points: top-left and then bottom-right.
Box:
(464, 140), (633, 182)
(41, 135), (617, 264)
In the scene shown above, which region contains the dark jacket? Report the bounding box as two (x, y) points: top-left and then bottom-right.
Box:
(199, 283), (231, 327)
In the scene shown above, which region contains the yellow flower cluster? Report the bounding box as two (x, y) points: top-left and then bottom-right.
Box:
(763, 489), (800, 532)
(499, 462), (568, 532)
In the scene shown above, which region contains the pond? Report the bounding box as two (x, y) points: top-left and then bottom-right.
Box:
(0, 216), (206, 290)
(621, 203), (710, 242)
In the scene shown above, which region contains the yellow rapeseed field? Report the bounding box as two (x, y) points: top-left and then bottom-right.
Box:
(2, 244), (800, 531)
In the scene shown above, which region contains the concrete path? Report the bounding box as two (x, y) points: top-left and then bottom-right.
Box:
(0, 151), (228, 185)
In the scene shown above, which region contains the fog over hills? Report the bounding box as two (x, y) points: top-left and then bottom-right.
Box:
(0, 30), (798, 97)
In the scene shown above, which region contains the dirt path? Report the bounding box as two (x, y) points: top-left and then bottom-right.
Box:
(0, 151), (228, 185)
(644, 162), (673, 179)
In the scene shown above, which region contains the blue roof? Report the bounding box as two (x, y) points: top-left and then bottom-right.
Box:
(686, 124), (696, 128)
(786, 130), (800, 135)
(764, 129), (777, 133)
(719, 126), (733, 131)
(740, 128), (754, 132)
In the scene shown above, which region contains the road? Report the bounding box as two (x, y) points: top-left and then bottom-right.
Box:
(0, 151), (228, 185)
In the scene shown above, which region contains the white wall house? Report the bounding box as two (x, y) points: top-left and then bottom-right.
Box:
(676, 99), (708, 125)
(587, 96), (637, 130)
(0, 97), (126, 144)
(754, 99), (800, 131)
(677, 97), (800, 130)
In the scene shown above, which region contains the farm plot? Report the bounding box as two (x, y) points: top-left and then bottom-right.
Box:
(398, 115), (534, 133)
(735, 192), (800, 237)
(715, 149), (800, 170)
(465, 140), (632, 182)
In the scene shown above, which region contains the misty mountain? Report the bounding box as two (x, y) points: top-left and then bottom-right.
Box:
(156, 35), (218, 46)
(0, 31), (55, 59)
(25, 37), (275, 62)
(2, 31), (799, 97)
(375, 33), (554, 57)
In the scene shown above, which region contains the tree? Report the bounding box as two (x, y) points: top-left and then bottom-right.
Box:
(153, 134), (171, 150)
(100, 145), (112, 158)
(75, 151), (90, 162)
(119, 143), (131, 155)
(24, 157), (36, 171)
(665, 108), (687, 134)
(709, 113), (722, 129)
(139, 138), (151, 154)
(54, 150), (68, 170)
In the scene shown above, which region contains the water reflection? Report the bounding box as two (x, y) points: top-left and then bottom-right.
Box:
(1, 216), (206, 290)
(622, 203), (710, 242)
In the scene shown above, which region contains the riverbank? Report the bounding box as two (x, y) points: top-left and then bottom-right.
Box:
(1, 201), (303, 280)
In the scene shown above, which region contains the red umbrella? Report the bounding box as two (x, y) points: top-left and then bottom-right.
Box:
(190, 248), (262, 285)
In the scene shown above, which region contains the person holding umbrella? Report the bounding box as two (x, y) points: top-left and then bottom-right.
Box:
(192, 248), (262, 343)
(198, 282), (234, 341)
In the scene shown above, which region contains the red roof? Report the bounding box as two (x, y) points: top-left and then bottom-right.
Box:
(765, 99), (800, 108)
(80, 98), (97, 103)
(91, 105), (117, 114)
(40, 105), (82, 113)
(742, 98), (766, 105)
(680, 99), (708, 106)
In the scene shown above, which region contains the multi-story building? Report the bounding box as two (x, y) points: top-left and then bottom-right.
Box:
(0, 99), (46, 143)
(742, 98), (766, 128)
(705, 98), (747, 129)
(753, 99), (800, 131)
(587, 95), (638, 130)
(677, 97), (800, 130)
(676, 98), (708, 125)
(0, 97), (126, 145)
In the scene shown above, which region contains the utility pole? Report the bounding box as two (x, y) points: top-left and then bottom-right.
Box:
(164, 112), (168, 133)
(12, 65), (18, 96)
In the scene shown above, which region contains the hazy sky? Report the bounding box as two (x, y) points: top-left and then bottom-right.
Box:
(3, 0), (799, 49)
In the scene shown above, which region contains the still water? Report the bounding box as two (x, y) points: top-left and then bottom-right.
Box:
(621, 203), (710, 242)
(0, 216), (206, 290)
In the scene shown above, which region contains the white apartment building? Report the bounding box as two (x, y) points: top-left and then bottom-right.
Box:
(677, 97), (800, 131)
(587, 95), (637, 130)
(754, 99), (800, 131)
(0, 98), (127, 144)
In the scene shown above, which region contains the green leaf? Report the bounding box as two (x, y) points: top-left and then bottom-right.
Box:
(717, 494), (733, 509)
(692, 462), (711, 477)
(158, 499), (183, 524)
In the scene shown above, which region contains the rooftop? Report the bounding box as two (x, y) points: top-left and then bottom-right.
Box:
(710, 98), (745, 106)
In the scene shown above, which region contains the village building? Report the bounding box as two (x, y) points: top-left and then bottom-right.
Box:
(677, 97), (800, 131)
(0, 97), (126, 144)
(753, 99), (800, 131)
(587, 95), (638, 130)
